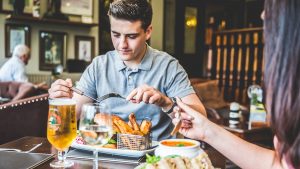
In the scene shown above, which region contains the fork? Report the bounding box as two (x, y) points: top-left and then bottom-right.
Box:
(71, 87), (127, 103)
(97, 92), (127, 102)
(0, 142), (43, 153)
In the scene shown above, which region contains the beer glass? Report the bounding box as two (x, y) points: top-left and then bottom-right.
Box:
(79, 103), (113, 167)
(47, 98), (77, 168)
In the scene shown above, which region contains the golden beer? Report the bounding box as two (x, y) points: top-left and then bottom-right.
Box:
(47, 99), (77, 151)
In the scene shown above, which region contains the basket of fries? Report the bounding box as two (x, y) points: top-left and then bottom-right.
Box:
(117, 133), (151, 150)
(113, 113), (152, 151)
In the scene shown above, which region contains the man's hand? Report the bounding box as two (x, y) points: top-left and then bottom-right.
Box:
(126, 84), (173, 109)
(48, 78), (73, 98)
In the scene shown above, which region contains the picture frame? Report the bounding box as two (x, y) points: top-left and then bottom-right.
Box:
(5, 24), (31, 58)
(1, 0), (33, 14)
(39, 31), (67, 71)
(75, 35), (95, 62)
(61, 0), (93, 16)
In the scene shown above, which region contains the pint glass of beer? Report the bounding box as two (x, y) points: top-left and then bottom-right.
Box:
(47, 98), (77, 168)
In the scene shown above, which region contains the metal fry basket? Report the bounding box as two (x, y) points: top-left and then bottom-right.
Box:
(117, 133), (152, 151)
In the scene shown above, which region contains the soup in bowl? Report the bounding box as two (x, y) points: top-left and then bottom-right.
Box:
(155, 139), (202, 158)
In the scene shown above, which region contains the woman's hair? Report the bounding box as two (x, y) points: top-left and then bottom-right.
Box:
(107, 0), (152, 31)
(264, 0), (300, 167)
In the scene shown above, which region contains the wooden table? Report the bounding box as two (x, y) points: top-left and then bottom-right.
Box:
(214, 107), (273, 147)
(222, 119), (273, 147)
(0, 136), (226, 169)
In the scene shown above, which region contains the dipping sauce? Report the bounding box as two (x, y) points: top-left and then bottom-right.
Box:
(161, 141), (195, 147)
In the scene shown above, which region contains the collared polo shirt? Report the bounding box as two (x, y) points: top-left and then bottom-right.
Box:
(77, 45), (195, 141)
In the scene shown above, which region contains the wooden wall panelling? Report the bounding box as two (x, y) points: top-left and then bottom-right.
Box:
(211, 28), (263, 105)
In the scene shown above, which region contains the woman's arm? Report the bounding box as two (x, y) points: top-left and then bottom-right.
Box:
(175, 98), (284, 169)
(205, 122), (283, 169)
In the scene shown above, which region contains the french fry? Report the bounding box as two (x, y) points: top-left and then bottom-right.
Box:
(128, 121), (133, 129)
(132, 130), (144, 136)
(112, 114), (152, 150)
(129, 113), (140, 131)
(112, 115), (134, 134)
(113, 124), (121, 133)
(140, 119), (152, 135)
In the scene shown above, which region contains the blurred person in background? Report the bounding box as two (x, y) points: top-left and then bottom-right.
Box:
(0, 44), (30, 82)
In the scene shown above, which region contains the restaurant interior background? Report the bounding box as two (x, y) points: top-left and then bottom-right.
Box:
(0, 0), (266, 123)
(0, 0), (264, 75)
(0, 2), (274, 169)
(0, 0), (269, 148)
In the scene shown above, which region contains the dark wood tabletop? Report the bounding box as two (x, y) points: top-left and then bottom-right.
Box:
(221, 118), (273, 147)
(0, 136), (226, 169)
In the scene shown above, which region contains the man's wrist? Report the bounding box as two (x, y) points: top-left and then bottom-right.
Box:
(162, 97), (177, 114)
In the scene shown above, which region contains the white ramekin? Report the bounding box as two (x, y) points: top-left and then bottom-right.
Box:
(154, 139), (202, 158)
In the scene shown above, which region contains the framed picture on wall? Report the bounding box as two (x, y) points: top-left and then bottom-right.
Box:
(75, 36), (95, 62)
(5, 24), (31, 58)
(61, 0), (93, 16)
(1, 0), (33, 14)
(39, 31), (67, 71)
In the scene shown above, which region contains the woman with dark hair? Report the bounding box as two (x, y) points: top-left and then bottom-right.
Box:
(173, 0), (300, 168)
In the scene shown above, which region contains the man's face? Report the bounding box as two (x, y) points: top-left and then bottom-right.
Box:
(110, 16), (152, 65)
(21, 54), (30, 65)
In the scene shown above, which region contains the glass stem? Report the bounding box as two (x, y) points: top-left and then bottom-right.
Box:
(93, 150), (98, 169)
(58, 150), (66, 163)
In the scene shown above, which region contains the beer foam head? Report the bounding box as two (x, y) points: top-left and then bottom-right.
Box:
(49, 98), (76, 105)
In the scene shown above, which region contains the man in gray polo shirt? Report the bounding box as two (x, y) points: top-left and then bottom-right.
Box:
(49, 0), (206, 141)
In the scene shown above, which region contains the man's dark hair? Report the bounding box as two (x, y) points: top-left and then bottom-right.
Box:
(264, 0), (300, 168)
(108, 0), (153, 31)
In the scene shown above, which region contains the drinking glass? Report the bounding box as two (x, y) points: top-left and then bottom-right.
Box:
(47, 98), (77, 168)
(79, 103), (113, 167)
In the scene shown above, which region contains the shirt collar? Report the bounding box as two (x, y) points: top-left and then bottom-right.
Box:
(115, 51), (127, 71)
(138, 44), (153, 71)
(13, 56), (25, 66)
(115, 44), (154, 71)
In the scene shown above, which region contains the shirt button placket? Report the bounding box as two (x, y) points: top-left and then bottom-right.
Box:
(127, 69), (134, 90)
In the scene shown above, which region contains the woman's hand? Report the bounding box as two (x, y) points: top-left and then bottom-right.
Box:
(173, 98), (213, 141)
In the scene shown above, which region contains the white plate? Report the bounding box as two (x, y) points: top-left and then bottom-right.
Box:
(71, 141), (158, 158)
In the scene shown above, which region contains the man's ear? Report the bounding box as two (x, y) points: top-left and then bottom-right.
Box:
(145, 25), (152, 40)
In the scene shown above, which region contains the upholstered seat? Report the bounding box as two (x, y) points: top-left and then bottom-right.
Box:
(0, 82), (41, 102)
(0, 94), (49, 144)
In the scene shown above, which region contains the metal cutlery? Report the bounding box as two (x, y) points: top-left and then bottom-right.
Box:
(171, 119), (182, 136)
(0, 148), (22, 152)
(71, 87), (127, 103)
(0, 142), (42, 153)
(71, 87), (99, 102)
(97, 92), (127, 102)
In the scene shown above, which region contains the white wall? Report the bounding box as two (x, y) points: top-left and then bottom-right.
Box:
(0, 0), (99, 75)
(151, 0), (164, 50)
(0, 15), (7, 66)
